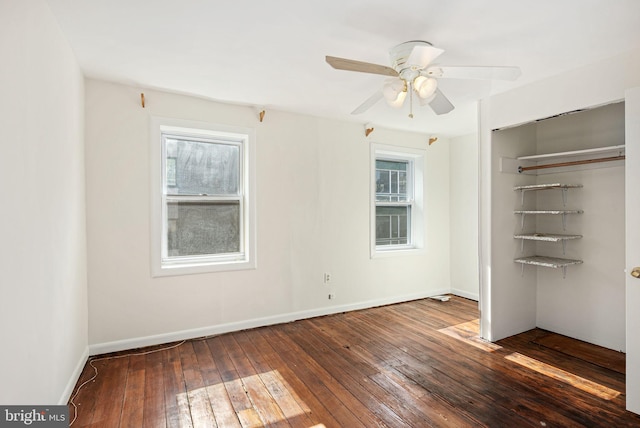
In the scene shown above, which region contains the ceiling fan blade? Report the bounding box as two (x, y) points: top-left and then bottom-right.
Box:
(406, 45), (444, 68)
(326, 56), (398, 77)
(429, 88), (455, 115)
(351, 91), (383, 115)
(427, 65), (521, 81)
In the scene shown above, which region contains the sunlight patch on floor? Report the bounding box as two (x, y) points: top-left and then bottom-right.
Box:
(438, 319), (503, 352)
(177, 369), (315, 426)
(505, 352), (621, 400)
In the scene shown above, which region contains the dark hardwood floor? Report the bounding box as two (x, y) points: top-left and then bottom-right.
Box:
(68, 296), (640, 427)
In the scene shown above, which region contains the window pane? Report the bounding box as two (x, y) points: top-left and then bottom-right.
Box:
(399, 171), (407, 195)
(376, 170), (390, 198)
(376, 206), (409, 246)
(165, 138), (239, 195)
(391, 171), (398, 195)
(376, 160), (407, 171)
(376, 214), (391, 243)
(167, 201), (240, 256)
(376, 160), (409, 202)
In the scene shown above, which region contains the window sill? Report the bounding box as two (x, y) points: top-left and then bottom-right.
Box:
(152, 258), (256, 277)
(371, 247), (426, 259)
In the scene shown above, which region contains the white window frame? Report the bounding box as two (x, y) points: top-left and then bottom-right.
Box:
(150, 116), (256, 276)
(370, 143), (426, 258)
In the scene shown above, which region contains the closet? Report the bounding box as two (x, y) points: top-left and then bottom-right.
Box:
(491, 101), (626, 352)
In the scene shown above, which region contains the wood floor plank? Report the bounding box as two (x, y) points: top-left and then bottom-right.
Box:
(163, 345), (193, 428)
(68, 296), (640, 427)
(180, 341), (218, 428)
(86, 356), (129, 427)
(205, 382), (242, 428)
(310, 313), (485, 427)
(361, 302), (630, 426)
(194, 339), (242, 428)
(258, 370), (311, 426)
(218, 334), (290, 427)
(192, 339), (222, 385)
(282, 321), (410, 427)
(351, 306), (588, 426)
(143, 349), (166, 428)
(303, 318), (449, 426)
(322, 310), (534, 427)
(260, 328), (371, 428)
(242, 328), (342, 428)
(371, 367), (486, 427)
(68, 361), (101, 426)
(224, 379), (262, 428)
(239, 373), (290, 427)
(533, 331), (626, 374)
(501, 329), (626, 390)
(207, 336), (262, 427)
(120, 355), (145, 428)
(233, 331), (316, 428)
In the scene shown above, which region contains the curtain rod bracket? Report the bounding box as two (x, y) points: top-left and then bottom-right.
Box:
(364, 123), (374, 137)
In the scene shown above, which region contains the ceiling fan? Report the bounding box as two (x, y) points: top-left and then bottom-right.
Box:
(326, 40), (521, 117)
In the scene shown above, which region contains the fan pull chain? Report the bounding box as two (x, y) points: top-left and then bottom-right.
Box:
(408, 81), (414, 118)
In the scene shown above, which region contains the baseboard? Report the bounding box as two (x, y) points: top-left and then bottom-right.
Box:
(59, 346), (89, 405)
(450, 288), (479, 301)
(89, 290), (450, 355)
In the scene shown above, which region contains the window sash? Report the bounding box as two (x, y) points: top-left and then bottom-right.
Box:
(375, 166), (409, 202)
(375, 205), (411, 246)
(375, 157), (414, 249)
(162, 133), (243, 196)
(161, 198), (245, 263)
(161, 132), (245, 265)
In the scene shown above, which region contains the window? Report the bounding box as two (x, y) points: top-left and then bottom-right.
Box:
(371, 144), (425, 256)
(151, 118), (255, 276)
(375, 159), (411, 245)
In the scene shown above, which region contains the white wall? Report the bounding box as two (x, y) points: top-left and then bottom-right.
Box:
(488, 124), (538, 340)
(488, 48), (640, 132)
(449, 133), (480, 300)
(84, 80), (452, 352)
(480, 47), (640, 343)
(0, 0), (88, 404)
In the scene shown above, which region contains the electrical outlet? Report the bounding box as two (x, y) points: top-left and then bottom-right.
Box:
(324, 272), (331, 283)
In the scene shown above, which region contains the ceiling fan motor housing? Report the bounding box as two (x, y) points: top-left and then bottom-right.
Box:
(389, 40), (433, 72)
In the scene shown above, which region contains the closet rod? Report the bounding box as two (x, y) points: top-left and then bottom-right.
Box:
(518, 155), (625, 173)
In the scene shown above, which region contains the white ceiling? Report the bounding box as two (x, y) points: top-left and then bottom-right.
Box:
(46, 0), (640, 137)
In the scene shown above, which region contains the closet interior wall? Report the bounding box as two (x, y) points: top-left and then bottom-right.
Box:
(494, 102), (626, 351)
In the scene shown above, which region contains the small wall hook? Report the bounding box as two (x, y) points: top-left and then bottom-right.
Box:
(259, 110), (266, 122)
(428, 136), (438, 145)
(141, 93), (145, 108)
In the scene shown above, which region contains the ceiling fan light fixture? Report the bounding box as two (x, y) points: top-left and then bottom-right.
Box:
(382, 78), (407, 108)
(326, 40), (521, 117)
(388, 89), (407, 108)
(414, 75), (438, 99)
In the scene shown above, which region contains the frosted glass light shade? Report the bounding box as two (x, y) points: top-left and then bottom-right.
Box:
(414, 76), (438, 99)
(383, 78), (407, 108)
